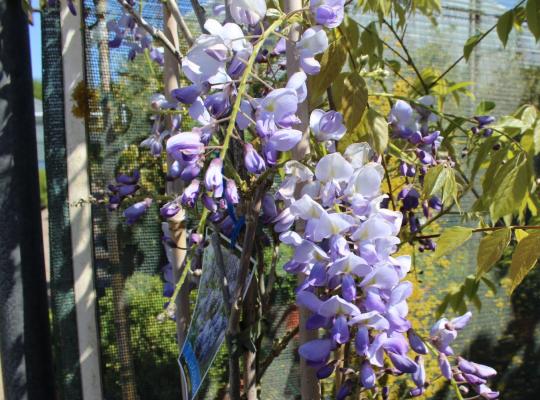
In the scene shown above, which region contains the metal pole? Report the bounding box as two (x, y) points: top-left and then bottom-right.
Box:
(0, 0), (55, 398)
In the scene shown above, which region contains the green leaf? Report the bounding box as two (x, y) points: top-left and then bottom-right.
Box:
(515, 228), (529, 242)
(470, 137), (499, 182)
(497, 10), (514, 46)
(463, 32), (483, 61)
(359, 108), (388, 154)
(331, 72), (368, 132)
(475, 100), (496, 115)
(464, 275), (480, 299)
(422, 164), (459, 207)
(508, 231), (540, 293)
(308, 38), (347, 102)
(481, 276), (498, 294)
(526, 0), (540, 40)
(489, 153), (532, 220)
(423, 164), (445, 198)
(476, 228), (512, 279)
(434, 227), (473, 259)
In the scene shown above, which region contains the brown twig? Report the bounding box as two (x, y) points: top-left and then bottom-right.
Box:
(164, 0), (194, 46)
(190, 0), (207, 32)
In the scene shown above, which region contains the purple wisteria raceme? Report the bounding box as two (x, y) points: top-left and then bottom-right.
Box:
(273, 142), (497, 396)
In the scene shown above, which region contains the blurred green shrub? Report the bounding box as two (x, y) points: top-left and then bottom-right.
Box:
(99, 273), (181, 400)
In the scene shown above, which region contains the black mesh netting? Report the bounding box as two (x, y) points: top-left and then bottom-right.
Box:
(40, 0), (540, 398)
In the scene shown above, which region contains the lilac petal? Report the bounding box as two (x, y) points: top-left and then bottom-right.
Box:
(306, 313), (331, 330)
(123, 198), (152, 225)
(204, 158), (223, 192)
(464, 373), (486, 385)
(341, 274), (357, 302)
(331, 315), (350, 344)
(388, 351), (418, 374)
(243, 143), (266, 174)
(286, 71), (308, 103)
(273, 208), (295, 232)
(296, 290), (323, 313)
(407, 330), (428, 355)
(355, 326), (369, 356)
(470, 361), (497, 378)
(383, 334), (409, 355)
(224, 178), (239, 204)
(450, 311), (472, 330)
(360, 361), (376, 389)
(171, 85), (202, 104)
(318, 295), (360, 317)
(300, 56), (321, 75)
(438, 353), (453, 379)
(412, 356), (426, 388)
(298, 338), (332, 364)
(266, 129), (302, 151)
(316, 361), (336, 380)
(363, 290), (386, 313)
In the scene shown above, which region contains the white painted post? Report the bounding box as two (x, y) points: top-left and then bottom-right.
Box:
(60, 3), (103, 400)
(283, 1), (320, 399)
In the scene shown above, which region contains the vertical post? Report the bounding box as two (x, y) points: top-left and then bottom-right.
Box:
(162, 3), (190, 348)
(0, 0), (55, 398)
(60, 1), (104, 399)
(283, 1), (320, 399)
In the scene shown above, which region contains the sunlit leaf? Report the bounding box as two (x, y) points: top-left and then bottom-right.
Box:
(331, 72), (368, 132)
(308, 38), (347, 102)
(359, 108), (388, 154)
(515, 228), (529, 242)
(476, 228), (512, 279)
(434, 226), (473, 259)
(463, 32), (483, 61)
(508, 231), (540, 293)
(489, 153), (532, 221)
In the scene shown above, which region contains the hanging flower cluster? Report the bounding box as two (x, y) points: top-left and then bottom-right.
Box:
(274, 144), (497, 398)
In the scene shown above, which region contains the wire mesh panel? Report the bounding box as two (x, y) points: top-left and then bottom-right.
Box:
(42, 4), (83, 398)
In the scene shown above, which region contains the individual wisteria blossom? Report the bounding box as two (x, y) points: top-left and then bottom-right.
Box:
(296, 26), (329, 75)
(123, 198), (152, 225)
(229, 0), (267, 26)
(182, 18), (250, 86)
(274, 142), (497, 397)
(310, 0), (345, 28)
(310, 109), (346, 142)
